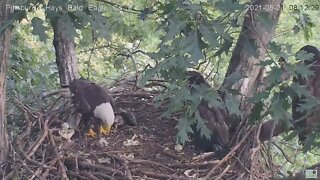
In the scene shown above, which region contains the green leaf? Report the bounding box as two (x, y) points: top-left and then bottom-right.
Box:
(181, 30), (205, 64)
(224, 94), (242, 116)
(198, 24), (219, 48)
(31, 17), (48, 42)
(269, 42), (282, 55)
(248, 101), (264, 123)
(296, 49), (315, 61)
(203, 90), (224, 108)
(215, 0), (245, 12)
(139, 66), (159, 86)
(195, 111), (212, 139)
(289, 83), (310, 98)
(176, 116), (194, 145)
(248, 91), (269, 103)
(162, 16), (186, 43)
(296, 96), (318, 113)
(295, 63), (314, 79)
(268, 93), (291, 120)
(265, 67), (282, 85)
(255, 59), (274, 66)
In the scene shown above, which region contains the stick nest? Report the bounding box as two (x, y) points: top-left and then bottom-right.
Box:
(3, 81), (272, 180)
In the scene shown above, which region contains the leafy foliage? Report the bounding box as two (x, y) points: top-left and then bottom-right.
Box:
(3, 0), (320, 174)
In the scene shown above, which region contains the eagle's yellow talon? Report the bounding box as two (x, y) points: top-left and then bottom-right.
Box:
(100, 125), (111, 135)
(87, 128), (97, 137)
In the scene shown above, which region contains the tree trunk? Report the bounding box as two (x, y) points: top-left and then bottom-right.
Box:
(0, 0), (11, 165)
(221, 0), (284, 179)
(52, 18), (80, 86)
(223, 0), (284, 139)
(223, 0), (283, 115)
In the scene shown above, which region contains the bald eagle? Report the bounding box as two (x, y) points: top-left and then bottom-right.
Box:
(292, 45), (320, 143)
(69, 79), (115, 137)
(186, 71), (230, 157)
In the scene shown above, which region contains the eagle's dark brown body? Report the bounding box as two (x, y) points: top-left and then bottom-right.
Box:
(186, 71), (230, 156)
(69, 79), (115, 136)
(292, 45), (320, 142)
(69, 79), (114, 112)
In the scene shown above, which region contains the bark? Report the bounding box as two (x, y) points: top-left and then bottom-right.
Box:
(219, 0), (284, 178)
(0, 0), (11, 164)
(223, 0), (284, 116)
(259, 120), (289, 141)
(52, 18), (80, 86)
(221, 0), (284, 143)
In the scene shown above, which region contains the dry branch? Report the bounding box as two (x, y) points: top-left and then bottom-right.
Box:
(27, 118), (49, 157)
(137, 170), (190, 180)
(48, 130), (68, 179)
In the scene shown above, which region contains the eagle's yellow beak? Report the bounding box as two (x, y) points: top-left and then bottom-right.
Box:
(100, 125), (112, 135)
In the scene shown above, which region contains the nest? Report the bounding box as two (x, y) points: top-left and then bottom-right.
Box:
(3, 81), (272, 180)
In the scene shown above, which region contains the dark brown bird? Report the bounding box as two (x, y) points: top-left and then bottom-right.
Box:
(69, 79), (115, 137)
(292, 45), (320, 143)
(186, 71), (230, 156)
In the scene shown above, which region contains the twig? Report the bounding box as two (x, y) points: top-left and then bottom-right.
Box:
(234, 157), (250, 174)
(127, 158), (175, 172)
(14, 144), (57, 171)
(93, 172), (116, 180)
(82, 172), (100, 180)
(13, 96), (38, 119)
(67, 171), (87, 179)
(18, 160), (41, 179)
(40, 158), (59, 180)
(30, 167), (43, 180)
(3, 168), (18, 180)
(137, 170), (190, 180)
(204, 127), (254, 179)
(214, 165), (231, 180)
(64, 158), (126, 178)
(104, 153), (133, 180)
(48, 130), (68, 180)
(161, 150), (185, 161)
(169, 160), (219, 169)
(192, 152), (215, 161)
(27, 118), (49, 157)
(14, 108), (32, 150)
(271, 142), (292, 164)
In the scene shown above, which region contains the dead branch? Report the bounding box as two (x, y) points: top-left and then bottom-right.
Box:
(192, 152), (215, 161)
(137, 170), (190, 180)
(48, 130), (68, 180)
(204, 127), (255, 179)
(92, 172), (116, 180)
(39, 158), (59, 180)
(168, 160), (219, 169)
(26, 118), (49, 157)
(14, 144), (57, 171)
(161, 150), (185, 161)
(214, 165), (231, 180)
(64, 158), (126, 178)
(13, 108), (32, 150)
